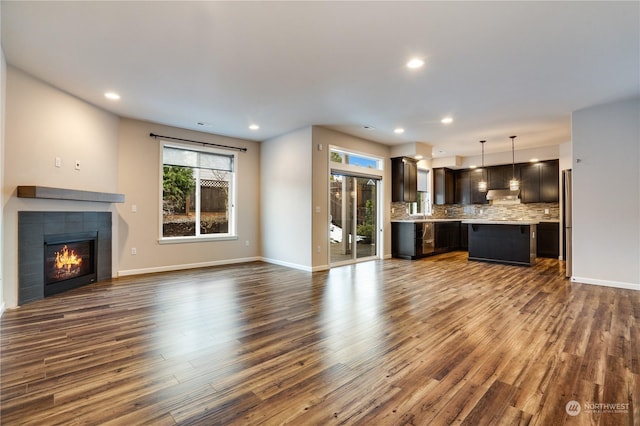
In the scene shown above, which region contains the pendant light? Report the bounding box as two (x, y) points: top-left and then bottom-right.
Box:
(478, 140), (487, 192)
(509, 135), (520, 191)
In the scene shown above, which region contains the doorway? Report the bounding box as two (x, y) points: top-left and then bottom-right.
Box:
(329, 173), (379, 265)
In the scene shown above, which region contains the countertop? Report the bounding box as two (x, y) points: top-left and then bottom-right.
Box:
(391, 218), (463, 223)
(462, 219), (540, 225)
(392, 218), (558, 224)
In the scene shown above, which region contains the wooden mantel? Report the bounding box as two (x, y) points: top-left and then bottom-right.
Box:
(17, 186), (125, 203)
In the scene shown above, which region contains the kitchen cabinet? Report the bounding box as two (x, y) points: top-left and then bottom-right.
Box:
(392, 221), (434, 259)
(537, 221), (559, 258)
(520, 163), (541, 203)
(540, 161), (559, 202)
(460, 223), (469, 250)
(434, 221), (461, 253)
(434, 168), (455, 205)
(488, 164), (517, 190)
(470, 169), (490, 204)
(455, 170), (471, 205)
(455, 169), (489, 205)
(392, 157), (418, 202)
(520, 160), (559, 203)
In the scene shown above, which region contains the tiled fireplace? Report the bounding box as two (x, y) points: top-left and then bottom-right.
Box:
(18, 211), (112, 305)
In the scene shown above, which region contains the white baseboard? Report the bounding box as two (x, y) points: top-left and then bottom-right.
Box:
(260, 257), (324, 272)
(117, 256), (261, 277)
(118, 254), (389, 278)
(571, 276), (639, 291)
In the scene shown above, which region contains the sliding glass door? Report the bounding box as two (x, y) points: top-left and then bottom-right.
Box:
(329, 173), (379, 265)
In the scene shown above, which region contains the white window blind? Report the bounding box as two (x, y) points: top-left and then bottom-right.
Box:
(163, 146), (234, 172)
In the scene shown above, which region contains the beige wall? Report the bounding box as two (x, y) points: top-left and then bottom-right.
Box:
(260, 127), (313, 269)
(117, 118), (261, 275)
(433, 145), (561, 170)
(2, 67), (262, 307)
(3, 67), (120, 308)
(571, 97), (640, 290)
(311, 126), (392, 263)
(0, 42), (6, 313)
(260, 125), (393, 271)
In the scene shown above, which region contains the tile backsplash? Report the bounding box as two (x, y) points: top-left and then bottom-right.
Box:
(391, 202), (560, 222)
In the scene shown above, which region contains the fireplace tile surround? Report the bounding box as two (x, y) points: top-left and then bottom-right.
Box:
(18, 211), (112, 305)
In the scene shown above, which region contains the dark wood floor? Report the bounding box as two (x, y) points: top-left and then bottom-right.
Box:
(1, 252), (638, 425)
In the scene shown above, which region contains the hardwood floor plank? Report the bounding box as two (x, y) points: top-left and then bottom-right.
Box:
(2, 253), (639, 424)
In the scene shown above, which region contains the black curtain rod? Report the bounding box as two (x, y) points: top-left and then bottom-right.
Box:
(149, 133), (247, 152)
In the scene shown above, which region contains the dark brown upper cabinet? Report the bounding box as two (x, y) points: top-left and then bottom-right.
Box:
(450, 160), (558, 205)
(455, 169), (489, 205)
(488, 164), (519, 190)
(391, 157), (418, 202)
(434, 167), (455, 205)
(520, 160), (559, 203)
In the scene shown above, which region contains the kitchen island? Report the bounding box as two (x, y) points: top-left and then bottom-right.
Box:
(462, 220), (538, 266)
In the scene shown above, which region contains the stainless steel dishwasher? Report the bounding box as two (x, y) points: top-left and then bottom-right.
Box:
(421, 222), (435, 255)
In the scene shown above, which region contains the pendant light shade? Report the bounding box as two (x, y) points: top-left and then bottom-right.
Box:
(478, 140), (487, 193)
(509, 135), (520, 191)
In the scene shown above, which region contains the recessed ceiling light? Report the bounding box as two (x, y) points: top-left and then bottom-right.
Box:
(441, 117), (453, 124)
(249, 124), (260, 130)
(104, 92), (120, 100)
(530, 158), (539, 163)
(469, 165), (477, 169)
(406, 58), (425, 69)
(363, 125), (376, 130)
(394, 128), (405, 134)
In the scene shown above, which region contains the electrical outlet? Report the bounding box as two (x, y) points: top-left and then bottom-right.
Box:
(131, 247), (137, 255)
(245, 240), (249, 247)
(131, 204), (137, 213)
(55, 157), (62, 168)
(544, 208), (550, 214)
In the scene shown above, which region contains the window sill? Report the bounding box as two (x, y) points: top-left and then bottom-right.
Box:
(158, 235), (238, 244)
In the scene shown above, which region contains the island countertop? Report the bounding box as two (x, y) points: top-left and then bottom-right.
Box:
(462, 219), (540, 226)
(391, 218), (462, 223)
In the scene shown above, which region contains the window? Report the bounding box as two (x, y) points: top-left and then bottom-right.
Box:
(410, 169), (432, 216)
(330, 148), (382, 170)
(161, 143), (236, 240)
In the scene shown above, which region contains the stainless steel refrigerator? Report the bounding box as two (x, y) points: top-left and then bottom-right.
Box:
(562, 169), (572, 277)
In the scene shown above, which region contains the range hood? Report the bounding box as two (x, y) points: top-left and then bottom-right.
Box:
(486, 189), (520, 204)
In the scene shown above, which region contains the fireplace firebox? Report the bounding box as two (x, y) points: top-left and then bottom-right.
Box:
(44, 232), (98, 297)
(18, 211), (112, 305)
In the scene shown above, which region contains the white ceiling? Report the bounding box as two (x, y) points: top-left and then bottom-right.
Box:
(2, 1), (639, 157)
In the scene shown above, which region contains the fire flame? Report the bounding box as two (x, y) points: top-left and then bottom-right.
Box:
(55, 245), (82, 271)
